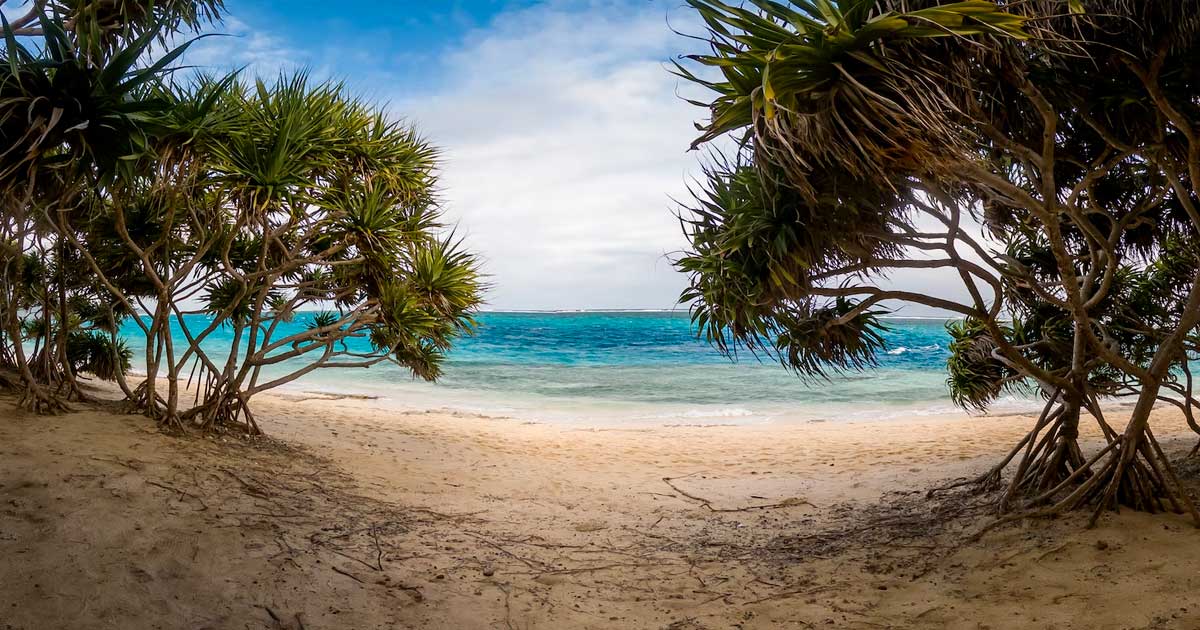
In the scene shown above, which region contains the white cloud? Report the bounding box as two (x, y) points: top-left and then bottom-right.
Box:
(182, 16), (302, 75)
(394, 1), (705, 310)
(165, 0), (704, 310)
(157, 0), (982, 318)
(165, 0), (973, 314)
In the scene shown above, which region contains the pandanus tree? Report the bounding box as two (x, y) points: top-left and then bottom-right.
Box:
(66, 73), (482, 433)
(0, 1), (215, 411)
(3, 1), (484, 431)
(168, 74), (482, 433)
(675, 0), (1200, 525)
(14, 244), (131, 392)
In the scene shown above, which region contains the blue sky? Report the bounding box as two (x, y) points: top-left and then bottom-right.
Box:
(3, 0), (963, 314)
(181, 0), (706, 311)
(203, 1), (547, 89)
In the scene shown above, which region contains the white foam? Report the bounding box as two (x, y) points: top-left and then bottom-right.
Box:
(886, 344), (941, 356)
(643, 407), (756, 419)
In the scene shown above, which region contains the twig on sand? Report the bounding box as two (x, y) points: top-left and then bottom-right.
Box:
(513, 562), (647, 577)
(227, 511), (307, 519)
(144, 480), (209, 511)
(325, 547), (382, 572)
(331, 565), (366, 583)
(90, 456), (145, 471)
(743, 583), (839, 605)
(662, 474), (814, 512)
(463, 531), (546, 570)
(391, 581), (425, 602)
(371, 525), (384, 571)
(498, 583), (517, 630)
(219, 466), (271, 499)
(1035, 542), (1072, 562)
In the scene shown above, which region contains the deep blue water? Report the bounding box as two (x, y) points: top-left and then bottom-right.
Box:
(122, 311), (1012, 423)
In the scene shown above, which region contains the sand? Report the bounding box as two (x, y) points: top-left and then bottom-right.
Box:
(3, 385), (1200, 629)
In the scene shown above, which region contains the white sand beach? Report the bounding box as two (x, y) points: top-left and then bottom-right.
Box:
(3, 385), (1199, 629)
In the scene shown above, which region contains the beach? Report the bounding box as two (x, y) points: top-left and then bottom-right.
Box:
(6, 1), (1200, 629)
(3, 384), (1200, 629)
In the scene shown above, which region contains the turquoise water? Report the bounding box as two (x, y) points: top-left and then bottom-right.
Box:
(122, 311), (1026, 423)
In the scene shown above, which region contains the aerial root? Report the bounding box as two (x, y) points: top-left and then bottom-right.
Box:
(181, 390), (261, 436)
(54, 376), (94, 404)
(970, 430), (1200, 539)
(124, 380), (168, 417)
(926, 467), (1002, 498)
(157, 412), (188, 434)
(17, 383), (72, 415)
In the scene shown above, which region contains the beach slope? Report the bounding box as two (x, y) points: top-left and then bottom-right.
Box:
(2, 392), (1199, 629)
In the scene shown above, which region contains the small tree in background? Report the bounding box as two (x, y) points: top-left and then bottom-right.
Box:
(675, 0), (1200, 525)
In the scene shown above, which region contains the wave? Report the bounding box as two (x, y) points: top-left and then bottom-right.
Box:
(118, 312), (974, 423)
(481, 308), (682, 314)
(886, 344), (942, 356)
(632, 407), (757, 420)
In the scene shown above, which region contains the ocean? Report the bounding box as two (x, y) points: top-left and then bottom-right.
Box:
(122, 311), (1036, 424)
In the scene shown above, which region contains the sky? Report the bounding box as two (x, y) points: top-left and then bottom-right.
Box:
(181, 0), (708, 311)
(2, 0), (969, 315)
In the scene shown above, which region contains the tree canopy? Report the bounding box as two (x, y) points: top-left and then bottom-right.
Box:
(0, 1), (483, 432)
(675, 0), (1200, 524)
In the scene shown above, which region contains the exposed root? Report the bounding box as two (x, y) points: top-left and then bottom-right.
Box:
(16, 383), (71, 415)
(0, 369), (20, 391)
(970, 428), (1200, 539)
(662, 474), (814, 512)
(55, 376), (94, 404)
(124, 380), (169, 418)
(926, 464), (1002, 499)
(157, 412), (188, 435)
(932, 399), (1089, 512)
(181, 390), (261, 436)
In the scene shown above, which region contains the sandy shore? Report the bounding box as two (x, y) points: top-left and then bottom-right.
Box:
(3, 386), (1200, 629)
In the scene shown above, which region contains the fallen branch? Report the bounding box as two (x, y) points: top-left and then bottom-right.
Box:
(662, 475), (814, 512)
(331, 565), (366, 584)
(144, 480), (208, 511)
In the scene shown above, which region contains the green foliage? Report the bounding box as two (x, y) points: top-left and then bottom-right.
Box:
(66, 331), (131, 381)
(675, 0), (1200, 416)
(1, 2), (483, 425)
(0, 9), (206, 190)
(677, 155), (897, 373)
(50, 0), (223, 53)
(945, 318), (1015, 410)
(674, 0), (1027, 192)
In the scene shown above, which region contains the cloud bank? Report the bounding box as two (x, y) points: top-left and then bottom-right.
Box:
(175, 0), (969, 314)
(394, 1), (704, 310)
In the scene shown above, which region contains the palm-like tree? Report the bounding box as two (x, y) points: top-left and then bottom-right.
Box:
(171, 73), (481, 433)
(0, 1), (218, 412)
(3, 1), (484, 434)
(675, 0), (1200, 524)
(675, 1), (1026, 191)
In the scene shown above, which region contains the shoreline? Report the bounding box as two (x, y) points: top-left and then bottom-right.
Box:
(126, 368), (1011, 427)
(114, 311), (964, 428)
(119, 367), (1149, 429)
